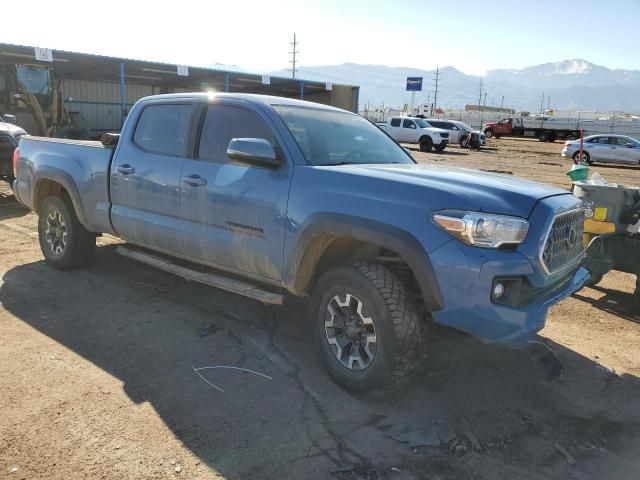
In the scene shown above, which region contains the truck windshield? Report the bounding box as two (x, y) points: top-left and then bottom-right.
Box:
(274, 105), (414, 166)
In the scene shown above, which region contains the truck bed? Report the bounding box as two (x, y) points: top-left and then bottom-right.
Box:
(13, 136), (116, 234)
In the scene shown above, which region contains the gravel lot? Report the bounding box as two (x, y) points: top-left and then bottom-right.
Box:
(1, 138), (639, 480)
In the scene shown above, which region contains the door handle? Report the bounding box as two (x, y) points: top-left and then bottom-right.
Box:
(183, 174), (207, 187)
(116, 164), (135, 175)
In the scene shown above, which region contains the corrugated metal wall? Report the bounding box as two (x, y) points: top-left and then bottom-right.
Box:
(61, 79), (153, 135)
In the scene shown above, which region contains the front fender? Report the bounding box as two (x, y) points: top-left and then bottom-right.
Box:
(284, 213), (444, 312)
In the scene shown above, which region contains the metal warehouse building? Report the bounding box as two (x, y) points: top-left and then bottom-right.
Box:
(0, 43), (359, 138)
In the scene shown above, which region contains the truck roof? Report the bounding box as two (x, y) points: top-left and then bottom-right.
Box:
(136, 92), (350, 113)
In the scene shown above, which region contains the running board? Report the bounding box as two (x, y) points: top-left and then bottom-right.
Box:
(116, 246), (283, 305)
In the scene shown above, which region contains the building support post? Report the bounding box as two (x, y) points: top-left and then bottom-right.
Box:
(299, 81), (304, 100)
(119, 62), (126, 128)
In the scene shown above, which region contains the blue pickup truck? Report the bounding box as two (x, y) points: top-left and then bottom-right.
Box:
(12, 93), (590, 391)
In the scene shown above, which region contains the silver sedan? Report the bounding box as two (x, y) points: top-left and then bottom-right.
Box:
(562, 134), (640, 165)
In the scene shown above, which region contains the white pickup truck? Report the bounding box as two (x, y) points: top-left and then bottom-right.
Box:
(379, 116), (449, 152)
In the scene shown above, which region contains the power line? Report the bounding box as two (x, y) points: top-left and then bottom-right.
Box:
(433, 66), (440, 112)
(289, 33), (299, 79)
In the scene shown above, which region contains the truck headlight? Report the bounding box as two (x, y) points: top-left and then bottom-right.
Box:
(432, 210), (529, 249)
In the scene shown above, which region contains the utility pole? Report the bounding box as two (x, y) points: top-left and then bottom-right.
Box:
(547, 95), (551, 113)
(289, 33), (299, 79)
(501, 95), (505, 113)
(539, 92), (545, 116)
(433, 66), (440, 112)
(478, 79), (484, 107)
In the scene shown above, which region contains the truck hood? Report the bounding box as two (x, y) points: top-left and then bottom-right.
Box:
(319, 163), (568, 218)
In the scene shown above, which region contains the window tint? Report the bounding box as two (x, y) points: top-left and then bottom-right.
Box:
(593, 137), (610, 144)
(390, 118), (401, 127)
(198, 105), (274, 163)
(134, 104), (195, 156)
(403, 119), (415, 129)
(428, 121), (442, 128)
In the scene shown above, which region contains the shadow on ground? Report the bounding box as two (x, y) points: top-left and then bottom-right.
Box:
(1, 245), (640, 479)
(0, 187), (29, 221)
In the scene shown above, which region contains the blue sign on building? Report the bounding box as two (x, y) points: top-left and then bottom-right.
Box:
(406, 77), (423, 91)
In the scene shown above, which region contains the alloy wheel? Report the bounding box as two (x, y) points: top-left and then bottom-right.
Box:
(324, 293), (377, 370)
(45, 210), (68, 255)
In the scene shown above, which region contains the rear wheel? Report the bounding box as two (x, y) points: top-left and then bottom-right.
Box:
(572, 151), (591, 165)
(38, 195), (96, 269)
(419, 137), (433, 152)
(310, 262), (426, 392)
(539, 132), (549, 142)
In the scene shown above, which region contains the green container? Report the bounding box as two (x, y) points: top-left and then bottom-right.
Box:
(566, 164), (589, 181)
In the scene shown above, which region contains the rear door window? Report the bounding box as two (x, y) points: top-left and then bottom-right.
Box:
(390, 118), (401, 127)
(133, 103), (196, 157)
(198, 105), (275, 163)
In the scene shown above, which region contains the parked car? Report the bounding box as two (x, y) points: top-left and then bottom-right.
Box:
(13, 93), (589, 391)
(426, 119), (486, 147)
(0, 115), (26, 185)
(563, 134), (640, 165)
(378, 116), (449, 152)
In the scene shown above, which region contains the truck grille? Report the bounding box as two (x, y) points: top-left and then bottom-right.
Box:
(541, 209), (585, 275)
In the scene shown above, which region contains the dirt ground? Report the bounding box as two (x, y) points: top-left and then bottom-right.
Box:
(1, 138), (639, 480)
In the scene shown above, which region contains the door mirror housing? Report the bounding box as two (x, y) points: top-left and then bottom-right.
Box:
(227, 138), (281, 168)
(1, 114), (17, 124)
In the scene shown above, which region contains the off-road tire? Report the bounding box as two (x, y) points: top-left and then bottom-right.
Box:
(309, 262), (426, 392)
(38, 195), (96, 270)
(419, 136), (433, 152)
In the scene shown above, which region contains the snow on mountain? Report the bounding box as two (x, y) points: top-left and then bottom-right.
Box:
(272, 60), (640, 111)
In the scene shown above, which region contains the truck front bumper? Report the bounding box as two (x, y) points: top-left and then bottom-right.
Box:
(427, 240), (589, 344)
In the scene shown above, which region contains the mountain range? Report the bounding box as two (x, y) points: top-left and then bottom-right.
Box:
(270, 60), (640, 112)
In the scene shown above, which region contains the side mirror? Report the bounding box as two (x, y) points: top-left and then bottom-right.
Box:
(1, 114), (17, 124)
(227, 138), (281, 168)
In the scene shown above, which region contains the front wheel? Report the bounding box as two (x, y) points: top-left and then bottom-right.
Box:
(38, 195), (96, 269)
(309, 262), (426, 392)
(484, 129), (494, 138)
(419, 137), (433, 152)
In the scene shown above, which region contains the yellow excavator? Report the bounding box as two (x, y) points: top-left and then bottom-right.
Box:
(0, 64), (89, 139)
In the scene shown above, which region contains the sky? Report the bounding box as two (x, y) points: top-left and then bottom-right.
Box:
(3, 0), (640, 75)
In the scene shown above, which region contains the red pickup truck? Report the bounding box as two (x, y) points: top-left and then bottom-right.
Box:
(483, 117), (580, 143)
